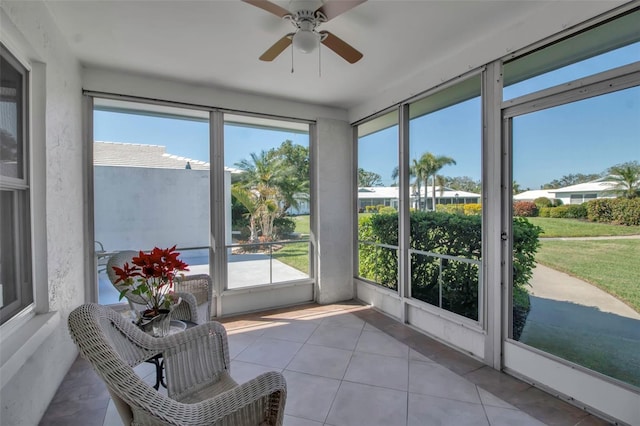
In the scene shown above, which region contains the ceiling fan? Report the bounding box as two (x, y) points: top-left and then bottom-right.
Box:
(242, 0), (366, 64)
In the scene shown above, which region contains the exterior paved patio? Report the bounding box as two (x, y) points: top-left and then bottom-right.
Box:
(40, 302), (609, 425)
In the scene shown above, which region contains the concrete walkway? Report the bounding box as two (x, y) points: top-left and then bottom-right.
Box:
(520, 264), (640, 387)
(529, 264), (640, 320)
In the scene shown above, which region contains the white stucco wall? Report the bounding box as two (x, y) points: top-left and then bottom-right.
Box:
(0, 1), (84, 424)
(95, 166), (211, 250)
(314, 118), (354, 304)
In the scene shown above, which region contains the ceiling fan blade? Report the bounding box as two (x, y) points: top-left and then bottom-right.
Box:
(242, 0), (290, 18)
(316, 0), (367, 21)
(320, 31), (363, 64)
(259, 34), (293, 61)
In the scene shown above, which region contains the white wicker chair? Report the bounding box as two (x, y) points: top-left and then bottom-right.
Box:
(106, 251), (212, 324)
(68, 303), (287, 426)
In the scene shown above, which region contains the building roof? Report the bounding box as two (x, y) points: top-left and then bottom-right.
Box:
(94, 141), (211, 170)
(548, 180), (616, 194)
(513, 190), (556, 201)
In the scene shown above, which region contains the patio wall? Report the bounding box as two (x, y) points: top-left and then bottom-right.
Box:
(94, 166), (232, 251)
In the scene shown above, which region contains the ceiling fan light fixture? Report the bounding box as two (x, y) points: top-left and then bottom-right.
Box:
(293, 30), (319, 54)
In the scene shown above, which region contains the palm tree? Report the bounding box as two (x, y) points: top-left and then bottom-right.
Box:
(234, 151), (284, 241)
(414, 153), (456, 211)
(607, 162), (640, 199)
(391, 160), (424, 209)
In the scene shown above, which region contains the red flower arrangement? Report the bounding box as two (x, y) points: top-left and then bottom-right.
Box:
(112, 245), (189, 315)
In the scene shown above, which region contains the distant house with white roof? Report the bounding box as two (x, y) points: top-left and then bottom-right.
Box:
(358, 186), (480, 211)
(513, 189), (556, 202)
(548, 180), (617, 205)
(513, 180), (619, 204)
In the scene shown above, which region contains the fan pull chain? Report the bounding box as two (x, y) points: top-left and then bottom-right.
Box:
(291, 46), (294, 74)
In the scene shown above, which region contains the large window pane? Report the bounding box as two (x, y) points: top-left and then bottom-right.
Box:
(225, 115), (310, 289)
(356, 111), (399, 291)
(511, 85), (640, 388)
(408, 77), (482, 321)
(93, 99), (210, 304)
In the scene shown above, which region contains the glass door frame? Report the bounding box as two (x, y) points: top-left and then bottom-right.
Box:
(501, 62), (640, 424)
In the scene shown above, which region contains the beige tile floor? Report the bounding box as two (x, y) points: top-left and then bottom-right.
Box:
(40, 302), (610, 426)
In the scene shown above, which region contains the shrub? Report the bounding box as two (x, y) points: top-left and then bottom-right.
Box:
(358, 211), (540, 325)
(549, 205), (569, 218)
(365, 205), (378, 213)
(609, 198), (640, 225)
(586, 199), (614, 222)
(538, 207), (552, 217)
(273, 217), (296, 238)
(513, 201), (538, 217)
(534, 197), (553, 209)
(586, 198), (640, 225)
(436, 204), (464, 214)
(378, 206), (397, 215)
(463, 203), (482, 216)
(566, 204), (587, 219)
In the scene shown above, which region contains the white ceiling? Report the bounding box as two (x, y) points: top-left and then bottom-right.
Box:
(43, 0), (621, 112)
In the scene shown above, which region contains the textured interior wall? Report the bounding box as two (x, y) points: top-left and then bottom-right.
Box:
(314, 118), (353, 304)
(0, 1), (84, 424)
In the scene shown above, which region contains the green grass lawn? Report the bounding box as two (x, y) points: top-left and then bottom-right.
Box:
(291, 215), (310, 235)
(272, 240), (310, 274)
(527, 217), (640, 237)
(536, 239), (640, 312)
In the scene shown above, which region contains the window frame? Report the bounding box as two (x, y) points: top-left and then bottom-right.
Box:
(0, 42), (33, 326)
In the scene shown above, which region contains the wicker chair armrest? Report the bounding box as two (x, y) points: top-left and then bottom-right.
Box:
(152, 372), (287, 426)
(197, 371), (286, 426)
(171, 291), (198, 322)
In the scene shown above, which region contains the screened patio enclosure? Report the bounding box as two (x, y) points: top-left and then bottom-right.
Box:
(1, 1), (639, 425)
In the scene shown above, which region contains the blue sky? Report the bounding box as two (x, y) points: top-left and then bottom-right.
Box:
(94, 112), (309, 169)
(94, 43), (639, 190)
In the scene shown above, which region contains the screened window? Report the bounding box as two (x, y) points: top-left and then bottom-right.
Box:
(225, 114), (311, 289)
(355, 111), (399, 290)
(504, 9), (640, 100)
(0, 43), (32, 324)
(408, 76), (483, 322)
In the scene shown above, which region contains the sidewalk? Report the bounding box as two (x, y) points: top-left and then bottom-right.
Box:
(520, 264), (640, 388)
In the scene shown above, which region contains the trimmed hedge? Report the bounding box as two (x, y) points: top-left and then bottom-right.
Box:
(547, 204), (587, 219)
(586, 198), (640, 225)
(539, 207), (551, 218)
(378, 206), (397, 215)
(358, 211), (540, 335)
(463, 203), (482, 216)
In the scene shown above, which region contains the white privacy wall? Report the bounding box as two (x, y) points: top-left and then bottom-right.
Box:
(94, 167), (233, 251)
(0, 1), (84, 424)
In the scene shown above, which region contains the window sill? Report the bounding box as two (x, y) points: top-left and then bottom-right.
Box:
(0, 311), (60, 389)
